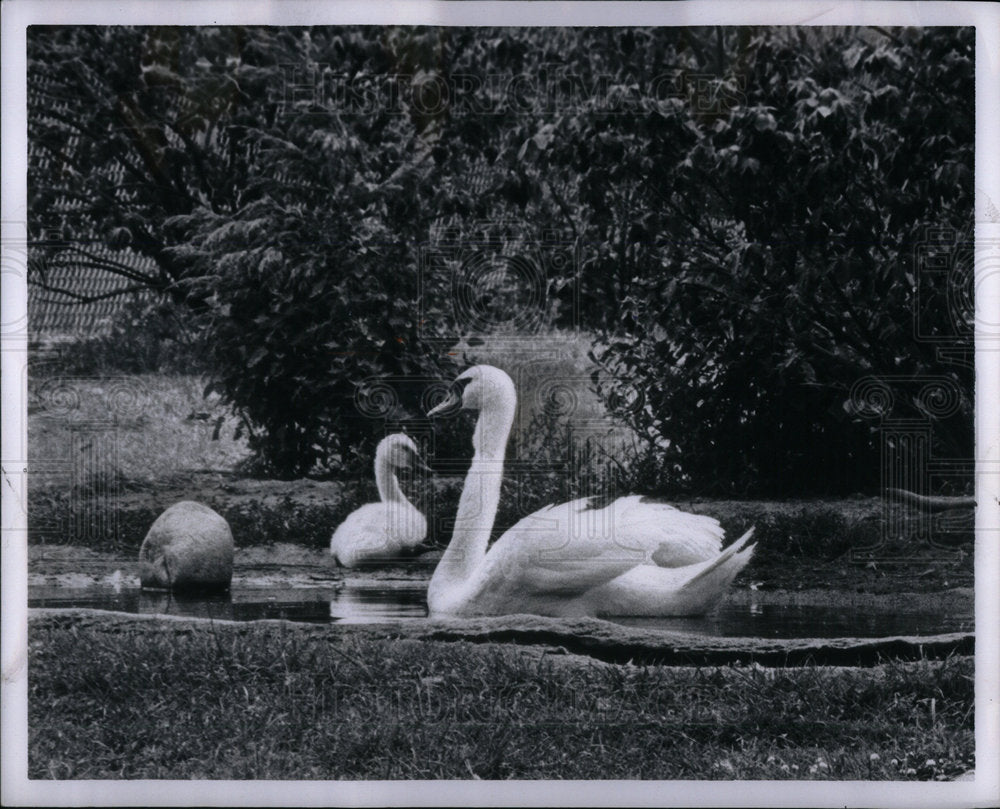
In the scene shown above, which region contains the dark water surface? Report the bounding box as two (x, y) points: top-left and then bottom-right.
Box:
(28, 582), (974, 638)
(612, 602), (973, 638)
(30, 582), (428, 624)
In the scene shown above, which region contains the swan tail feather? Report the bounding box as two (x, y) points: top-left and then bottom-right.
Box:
(589, 527), (755, 617)
(679, 527), (755, 598)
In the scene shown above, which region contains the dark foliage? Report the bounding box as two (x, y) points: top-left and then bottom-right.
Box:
(571, 27), (974, 495)
(28, 26), (973, 489)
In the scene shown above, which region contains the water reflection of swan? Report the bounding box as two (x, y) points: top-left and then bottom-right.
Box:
(331, 435), (428, 567)
(328, 582), (429, 623)
(425, 366), (755, 618)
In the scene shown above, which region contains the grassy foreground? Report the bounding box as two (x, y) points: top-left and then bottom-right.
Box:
(29, 617), (973, 781)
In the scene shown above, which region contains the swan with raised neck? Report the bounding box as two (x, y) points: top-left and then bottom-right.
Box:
(427, 366), (516, 609)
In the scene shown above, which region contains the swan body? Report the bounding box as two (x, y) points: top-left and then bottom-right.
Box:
(426, 365), (755, 617)
(330, 434), (428, 567)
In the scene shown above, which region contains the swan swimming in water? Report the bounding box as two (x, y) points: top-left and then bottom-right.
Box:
(330, 434), (429, 567)
(425, 365), (755, 617)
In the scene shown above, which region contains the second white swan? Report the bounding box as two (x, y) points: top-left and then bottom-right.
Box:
(426, 365), (755, 617)
(330, 434), (428, 567)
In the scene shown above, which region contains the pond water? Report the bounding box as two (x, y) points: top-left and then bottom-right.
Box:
(613, 602), (973, 638)
(28, 581), (974, 638)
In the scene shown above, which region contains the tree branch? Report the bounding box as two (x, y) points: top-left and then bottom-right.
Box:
(29, 279), (149, 304)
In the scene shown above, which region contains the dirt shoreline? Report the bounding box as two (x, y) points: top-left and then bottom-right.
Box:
(27, 476), (975, 593)
(29, 606), (975, 668)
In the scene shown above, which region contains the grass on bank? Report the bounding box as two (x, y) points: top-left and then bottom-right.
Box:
(27, 331), (621, 494)
(28, 373), (251, 492)
(29, 618), (974, 781)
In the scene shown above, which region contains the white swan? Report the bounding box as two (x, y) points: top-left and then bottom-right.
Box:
(425, 365), (755, 617)
(330, 434), (428, 567)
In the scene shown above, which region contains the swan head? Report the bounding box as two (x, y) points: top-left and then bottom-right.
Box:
(377, 433), (429, 470)
(427, 365), (516, 416)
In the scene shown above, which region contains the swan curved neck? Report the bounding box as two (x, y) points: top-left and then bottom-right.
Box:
(374, 449), (406, 505)
(431, 396), (515, 602)
(472, 399), (515, 460)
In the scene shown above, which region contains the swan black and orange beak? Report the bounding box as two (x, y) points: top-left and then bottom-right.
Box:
(409, 450), (433, 473)
(396, 442), (433, 472)
(426, 389), (461, 418)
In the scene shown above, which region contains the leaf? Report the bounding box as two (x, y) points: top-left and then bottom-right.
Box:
(753, 111), (777, 131)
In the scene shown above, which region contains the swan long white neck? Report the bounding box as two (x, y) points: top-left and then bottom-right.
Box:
(430, 385), (516, 601)
(374, 445), (407, 505)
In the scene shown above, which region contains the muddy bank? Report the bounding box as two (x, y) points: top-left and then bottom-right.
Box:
(33, 474), (916, 557)
(28, 472), (975, 594)
(29, 473), (365, 555)
(28, 607), (974, 667)
(27, 543), (434, 590)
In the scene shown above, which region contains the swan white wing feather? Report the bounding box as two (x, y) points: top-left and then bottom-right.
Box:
(468, 495), (723, 601)
(331, 502), (427, 567)
(583, 529), (756, 616)
(533, 495), (725, 566)
(610, 496), (724, 566)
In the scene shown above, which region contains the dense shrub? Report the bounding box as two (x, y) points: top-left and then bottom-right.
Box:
(576, 27), (975, 495)
(28, 26), (973, 491)
(172, 193), (457, 476)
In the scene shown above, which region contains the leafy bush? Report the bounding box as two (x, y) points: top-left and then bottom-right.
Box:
(173, 196), (458, 478)
(28, 26), (974, 490)
(578, 27), (975, 496)
(152, 29), (465, 477)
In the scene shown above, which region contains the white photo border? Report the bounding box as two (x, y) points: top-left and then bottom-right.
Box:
(2, 2), (998, 807)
